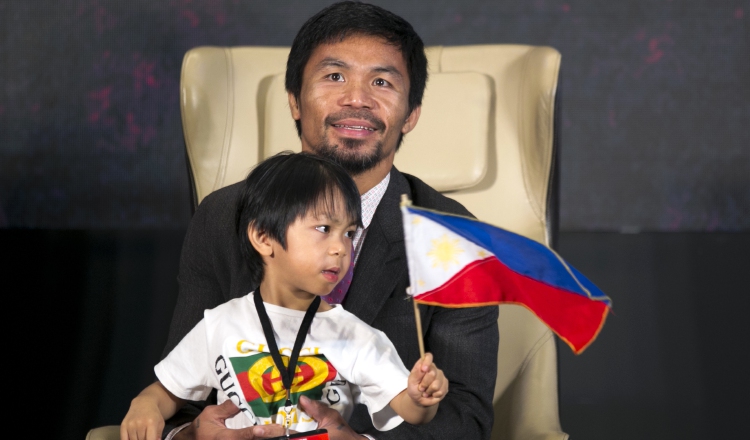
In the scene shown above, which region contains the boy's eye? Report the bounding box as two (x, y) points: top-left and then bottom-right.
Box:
(315, 225), (330, 233)
(345, 230), (356, 239)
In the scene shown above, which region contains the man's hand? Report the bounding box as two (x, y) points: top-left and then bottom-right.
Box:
(296, 395), (362, 440)
(173, 400), (286, 440)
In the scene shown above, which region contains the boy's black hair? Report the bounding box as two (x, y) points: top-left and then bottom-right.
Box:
(285, 1), (428, 138)
(236, 151), (363, 287)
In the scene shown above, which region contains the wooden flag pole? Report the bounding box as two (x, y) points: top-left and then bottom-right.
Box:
(412, 295), (425, 359)
(402, 195), (425, 359)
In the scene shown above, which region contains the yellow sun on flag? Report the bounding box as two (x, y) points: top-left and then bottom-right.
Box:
(427, 234), (464, 271)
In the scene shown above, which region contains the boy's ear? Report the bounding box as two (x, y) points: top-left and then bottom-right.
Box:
(248, 224), (274, 257)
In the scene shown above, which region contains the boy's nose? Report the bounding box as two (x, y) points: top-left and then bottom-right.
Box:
(330, 240), (351, 257)
(329, 241), (343, 255)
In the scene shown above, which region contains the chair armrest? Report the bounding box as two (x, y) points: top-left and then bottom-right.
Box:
(493, 305), (569, 440)
(86, 425), (120, 440)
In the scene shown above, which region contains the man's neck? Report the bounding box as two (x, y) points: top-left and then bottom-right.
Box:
(352, 156), (394, 195)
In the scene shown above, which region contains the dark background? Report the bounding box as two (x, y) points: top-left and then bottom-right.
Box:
(1, 1), (748, 439)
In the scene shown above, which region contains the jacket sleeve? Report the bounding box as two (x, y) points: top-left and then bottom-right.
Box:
(366, 304), (499, 440)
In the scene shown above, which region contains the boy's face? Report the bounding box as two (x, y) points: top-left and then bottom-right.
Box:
(261, 196), (358, 306)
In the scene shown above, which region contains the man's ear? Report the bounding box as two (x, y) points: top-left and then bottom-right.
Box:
(248, 224), (274, 257)
(288, 92), (301, 121)
(401, 105), (422, 135)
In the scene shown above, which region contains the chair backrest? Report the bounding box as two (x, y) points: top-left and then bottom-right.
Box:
(181, 44), (566, 440)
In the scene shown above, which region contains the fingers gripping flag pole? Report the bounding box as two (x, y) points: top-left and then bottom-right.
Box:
(400, 195), (612, 354)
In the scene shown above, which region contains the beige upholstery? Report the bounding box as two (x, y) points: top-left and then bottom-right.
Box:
(87, 44), (566, 440)
(85, 425), (119, 440)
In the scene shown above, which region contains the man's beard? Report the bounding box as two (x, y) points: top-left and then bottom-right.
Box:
(313, 137), (385, 176)
(311, 110), (388, 175)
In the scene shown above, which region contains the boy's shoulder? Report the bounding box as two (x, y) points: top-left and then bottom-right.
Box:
(321, 306), (389, 340)
(204, 292), (254, 319)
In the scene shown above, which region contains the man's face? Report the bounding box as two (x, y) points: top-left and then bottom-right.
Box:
(289, 34), (421, 176)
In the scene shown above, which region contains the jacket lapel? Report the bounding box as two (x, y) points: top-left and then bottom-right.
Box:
(343, 168), (412, 325)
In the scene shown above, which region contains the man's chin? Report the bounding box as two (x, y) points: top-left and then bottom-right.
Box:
(314, 139), (384, 175)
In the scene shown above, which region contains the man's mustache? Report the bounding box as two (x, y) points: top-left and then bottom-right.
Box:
(325, 110), (386, 132)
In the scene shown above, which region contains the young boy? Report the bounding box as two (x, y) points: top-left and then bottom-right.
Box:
(121, 152), (448, 439)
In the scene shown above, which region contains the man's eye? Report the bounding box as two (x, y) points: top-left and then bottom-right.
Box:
(316, 226), (330, 233)
(329, 73), (343, 82)
(373, 78), (389, 87)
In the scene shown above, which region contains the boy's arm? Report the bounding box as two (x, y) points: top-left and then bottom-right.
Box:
(388, 353), (448, 425)
(122, 381), (185, 440)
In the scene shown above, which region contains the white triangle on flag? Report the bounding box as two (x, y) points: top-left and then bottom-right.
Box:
(404, 210), (494, 296)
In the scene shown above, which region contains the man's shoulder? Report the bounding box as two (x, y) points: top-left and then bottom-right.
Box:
(399, 171), (474, 218)
(198, 181), (244, 208)
(192, 181), (244, 222)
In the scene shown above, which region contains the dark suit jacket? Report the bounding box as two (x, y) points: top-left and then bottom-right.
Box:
(162, 167), (499, 439)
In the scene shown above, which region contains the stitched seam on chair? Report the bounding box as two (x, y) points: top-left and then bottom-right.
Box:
(517, 47), (558, 241)
(180, 51), (198, 203)
(516, 47), (536, 225)
(213, 47), (235, 192)
(517, 327), (554, 375)
(542, 49), (561, 247)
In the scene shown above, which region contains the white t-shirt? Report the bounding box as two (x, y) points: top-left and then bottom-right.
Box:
(155, 292), (409, 431)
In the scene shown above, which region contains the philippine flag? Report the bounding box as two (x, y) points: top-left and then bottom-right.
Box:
(401, 201), (612, 354)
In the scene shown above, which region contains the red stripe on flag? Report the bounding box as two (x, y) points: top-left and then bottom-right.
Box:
(413, 258), (609, 354)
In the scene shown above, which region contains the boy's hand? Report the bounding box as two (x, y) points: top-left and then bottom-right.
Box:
(406, 352), (448, 407)
(121, 396), (165, 440)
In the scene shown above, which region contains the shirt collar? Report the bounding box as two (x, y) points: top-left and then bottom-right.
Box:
(359, 173), (390, 229)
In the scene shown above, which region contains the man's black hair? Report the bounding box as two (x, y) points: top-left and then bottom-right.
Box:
(236, 151), (363, 287)
(285, 1), (428, 137)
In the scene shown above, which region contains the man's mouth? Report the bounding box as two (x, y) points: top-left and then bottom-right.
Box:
(325, 110), (386, 132)
(331, 124), (376, 131)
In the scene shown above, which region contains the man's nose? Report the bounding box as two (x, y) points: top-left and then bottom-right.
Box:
(339, 79), (375, 108)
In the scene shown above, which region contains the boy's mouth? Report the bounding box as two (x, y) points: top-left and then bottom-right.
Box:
(321, 268), (340, 283)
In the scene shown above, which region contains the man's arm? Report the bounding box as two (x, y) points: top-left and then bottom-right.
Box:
(366, 304), (499, 440)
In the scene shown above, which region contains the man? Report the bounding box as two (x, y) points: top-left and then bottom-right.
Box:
(163, 2), (499, 439)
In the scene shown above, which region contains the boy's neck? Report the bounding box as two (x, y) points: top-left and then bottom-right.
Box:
(258, 281), (332, 312)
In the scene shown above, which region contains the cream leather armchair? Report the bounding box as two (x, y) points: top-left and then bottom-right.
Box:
(88, 44), (566, 440)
